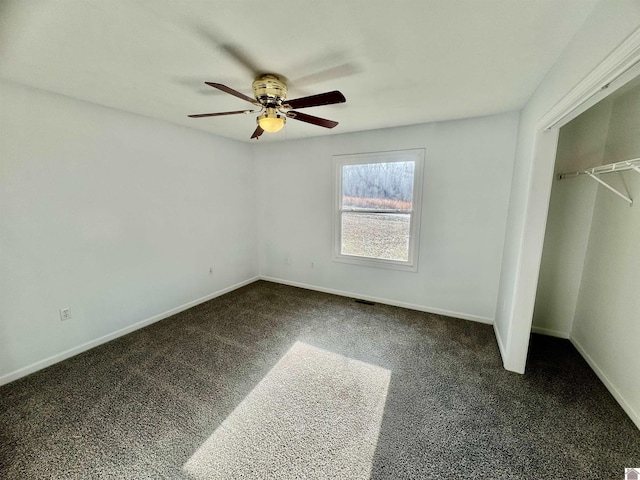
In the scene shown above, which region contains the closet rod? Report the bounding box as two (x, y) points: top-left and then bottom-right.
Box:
(557, 157), (640, 179)
(557, 157), (640, 206)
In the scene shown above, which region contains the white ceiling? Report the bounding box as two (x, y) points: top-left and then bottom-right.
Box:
(0, 0), (598, 143)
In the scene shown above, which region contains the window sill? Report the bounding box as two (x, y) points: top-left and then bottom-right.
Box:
(333, 253), (418, 272)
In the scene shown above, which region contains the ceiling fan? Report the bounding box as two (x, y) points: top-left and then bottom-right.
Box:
(188, 74), (346, 139)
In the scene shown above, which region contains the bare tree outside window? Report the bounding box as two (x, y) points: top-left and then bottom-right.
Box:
(341, 161), (414, 261)
(334, 150), (424, 271)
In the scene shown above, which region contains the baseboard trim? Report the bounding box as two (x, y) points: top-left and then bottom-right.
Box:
(570, 336), (640, 431)
(0, 276), (260, 387)
(259, 276), (493, 325)
(531, 326), (571, 339)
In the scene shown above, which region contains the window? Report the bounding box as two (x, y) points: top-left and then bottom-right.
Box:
(333, 149), (424, 271)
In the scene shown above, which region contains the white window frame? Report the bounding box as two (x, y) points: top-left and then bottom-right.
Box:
(333, 149), (425, 271)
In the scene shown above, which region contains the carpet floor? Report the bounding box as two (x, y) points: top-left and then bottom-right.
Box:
(1, 280), (638, 478)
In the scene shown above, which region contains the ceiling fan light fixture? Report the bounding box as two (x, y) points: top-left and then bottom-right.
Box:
(257, 108), (286, 133)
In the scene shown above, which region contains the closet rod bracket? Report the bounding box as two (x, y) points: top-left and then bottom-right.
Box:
(585, 172), (633, 205)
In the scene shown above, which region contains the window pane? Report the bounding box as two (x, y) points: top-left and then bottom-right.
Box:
(342, 161), (414, 210)
(341, 212), (410, 261)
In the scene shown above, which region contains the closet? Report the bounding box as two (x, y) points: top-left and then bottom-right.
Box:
(533, 74), (640, 424)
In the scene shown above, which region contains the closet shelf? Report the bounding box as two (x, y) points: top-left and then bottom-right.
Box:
(557, 157), (640, 205)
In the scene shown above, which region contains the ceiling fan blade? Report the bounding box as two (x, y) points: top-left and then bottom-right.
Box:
(188, 109), (255, 118)
(205, 82), (259, 105)
(292, 63), (361, 87)
(189, 27), (262, 76)
(284, 91), (346, 109)
(220, 44), (262, 77)
(286, 111), (338, 129)
(251, 125), (264, 139)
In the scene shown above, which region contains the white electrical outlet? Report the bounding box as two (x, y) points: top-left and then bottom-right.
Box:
(60, 307), (71, 321)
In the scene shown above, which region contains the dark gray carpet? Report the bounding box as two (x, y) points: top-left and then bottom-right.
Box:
(1, 280), (638, 479)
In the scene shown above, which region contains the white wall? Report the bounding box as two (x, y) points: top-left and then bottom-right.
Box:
(494, 0), (640, 373)
(0, 81), (258, 384)
(532, 99), (613, 337)
(255, 113), (519, 322)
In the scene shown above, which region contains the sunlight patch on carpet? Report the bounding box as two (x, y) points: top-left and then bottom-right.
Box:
(183, 341), (391, 479)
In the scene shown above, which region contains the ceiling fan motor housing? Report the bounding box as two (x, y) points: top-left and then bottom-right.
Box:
(252, 75), (287, 106)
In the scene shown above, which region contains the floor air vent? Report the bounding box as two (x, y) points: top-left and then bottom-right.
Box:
(354, 299), (376, 306)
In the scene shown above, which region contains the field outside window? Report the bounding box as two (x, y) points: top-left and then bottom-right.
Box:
(333, 150), (424, 271)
